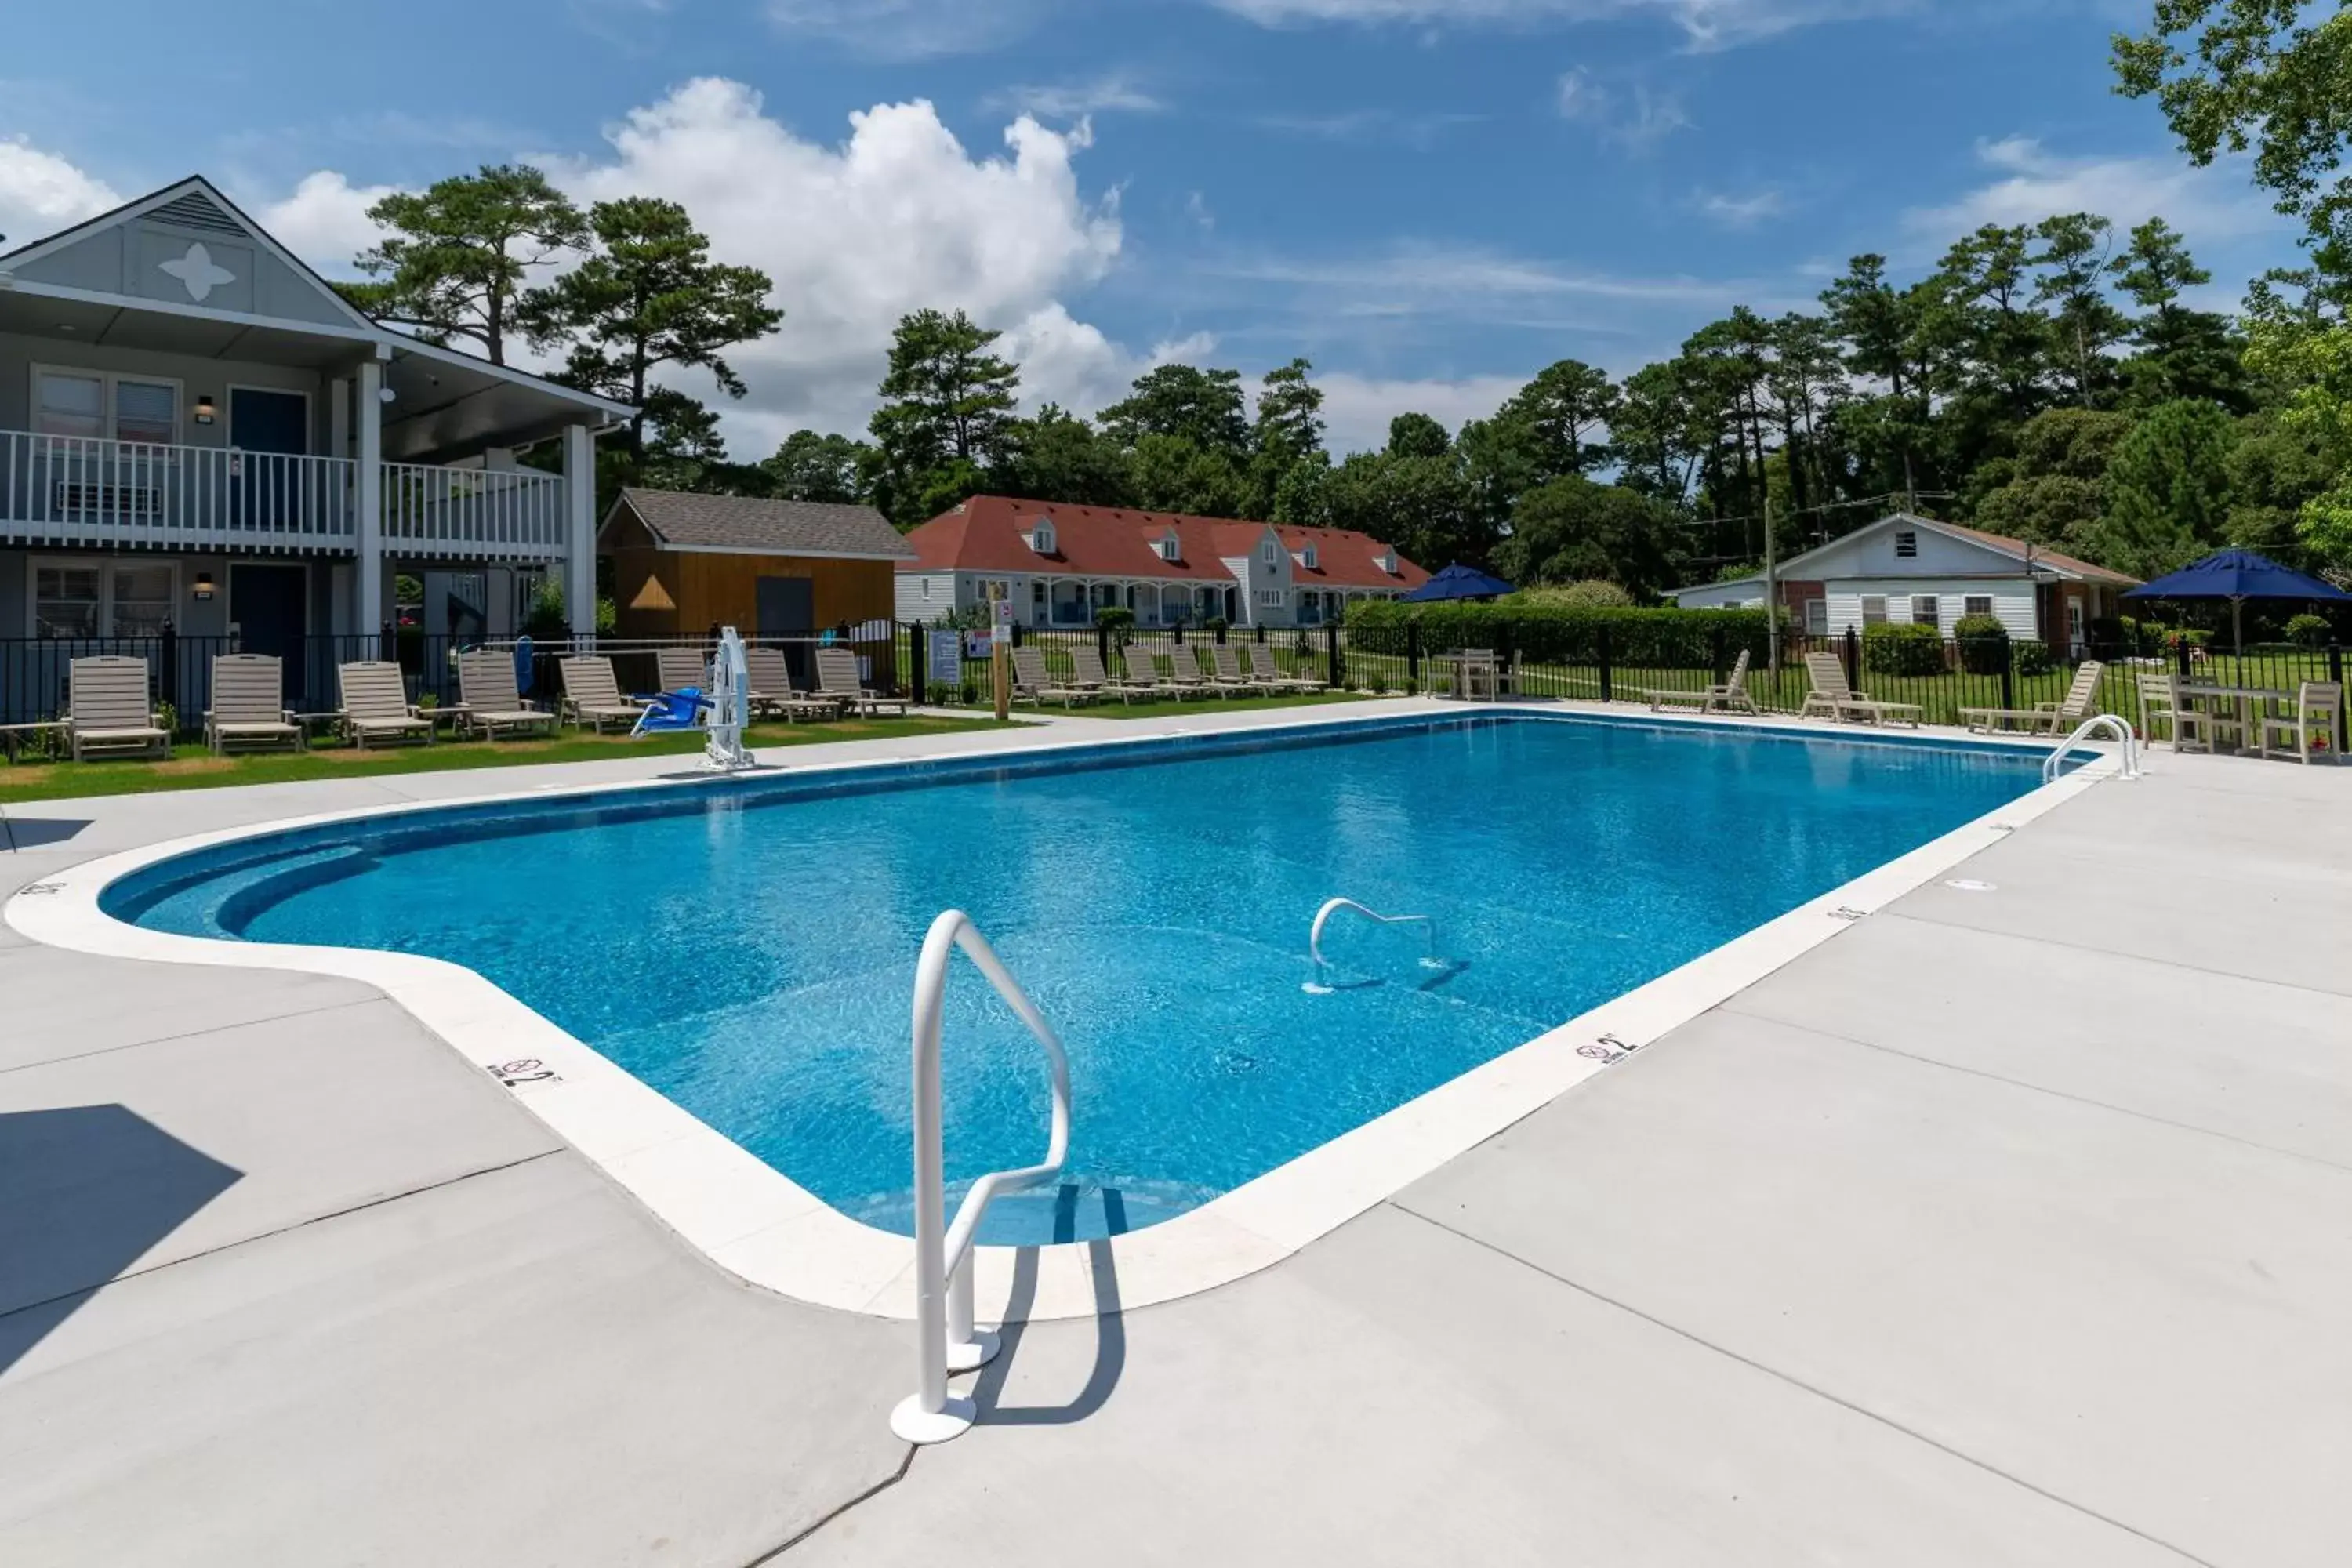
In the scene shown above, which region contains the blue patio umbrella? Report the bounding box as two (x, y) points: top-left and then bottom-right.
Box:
(1403, 563), (1515, 603)
(2123, 548), (2351, 650)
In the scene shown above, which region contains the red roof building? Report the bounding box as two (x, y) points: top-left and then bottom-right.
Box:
(896, 495), (1430, 629)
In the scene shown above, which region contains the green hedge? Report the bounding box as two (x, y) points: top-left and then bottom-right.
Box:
(1345, 599), (1772, 666)
(1862, 622), (1944, 677)
(1951, 615), (2009, 675)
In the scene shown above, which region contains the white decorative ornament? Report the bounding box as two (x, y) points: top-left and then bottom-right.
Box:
(160, 241), (236, 303)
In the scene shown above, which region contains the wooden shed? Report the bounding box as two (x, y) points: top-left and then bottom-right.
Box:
(599, 488), (914, 639)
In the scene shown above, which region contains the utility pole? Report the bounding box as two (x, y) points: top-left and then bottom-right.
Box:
(1763, 492), (1780, 678)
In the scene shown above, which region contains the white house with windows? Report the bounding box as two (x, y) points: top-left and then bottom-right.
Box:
(1671, 512), (2139, 654)
(0, 175), (628, 712)
(896, 495), (1428, 629)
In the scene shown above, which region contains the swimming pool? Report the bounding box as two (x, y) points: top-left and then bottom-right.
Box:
(108, 713), (2050, 1243)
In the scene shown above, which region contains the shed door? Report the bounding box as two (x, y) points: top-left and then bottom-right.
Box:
(757, 575), (815, 685)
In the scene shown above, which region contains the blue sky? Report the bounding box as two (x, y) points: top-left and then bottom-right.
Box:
(0, 0), (2306, 454)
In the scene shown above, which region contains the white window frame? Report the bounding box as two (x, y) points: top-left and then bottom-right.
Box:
(1256, 587), (1287, 608)
(1027, 521), (1055, 554)
(31, 363), (186, 447)
(1260, 539), (1279, 565)
(1300, 544), (1319, 570)
(1376, 549), (1397, 575)
(1910, 593), (1940, 629)
(29, 554), (182, 637)
(1963, 594), (1993, 619)
(1804, 597), (1828, 635)
(1860, 594), (1889, 626)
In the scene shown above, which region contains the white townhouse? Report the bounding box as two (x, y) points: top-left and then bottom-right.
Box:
(0, 176), (630, 712)
(895, 495), (1430, 630)
(1672, 512), (2140, 654)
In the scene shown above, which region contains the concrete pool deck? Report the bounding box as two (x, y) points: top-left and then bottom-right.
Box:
(3, 700), (2348, 1565)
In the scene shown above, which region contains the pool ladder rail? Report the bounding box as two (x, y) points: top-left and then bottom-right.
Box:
(2045, 714), (2140, 785)
(891, 909), (1072, 1446)
(1305, 897), (1448, 994)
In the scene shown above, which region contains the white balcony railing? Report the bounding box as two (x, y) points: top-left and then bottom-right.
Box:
(0, 431), (573, 561)
(0, 430), (354, 550)
(383, 460), (566, 560)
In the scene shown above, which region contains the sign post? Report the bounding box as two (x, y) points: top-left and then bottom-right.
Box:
(992, 597), (1014, 720)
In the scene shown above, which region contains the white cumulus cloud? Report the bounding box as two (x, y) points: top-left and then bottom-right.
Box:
(1211, 0), (1916, 49)
(0, 136), (120, 251)
(1905, 136), (2283, 249)
(1315, 370), (1523, 455)
(254, 171), (402, 274)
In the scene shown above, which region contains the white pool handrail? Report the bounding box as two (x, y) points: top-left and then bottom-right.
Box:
(890, 909), (1072, 1446)
(2045, 713), (2140, 785)
(1307, 896), (1443, 993)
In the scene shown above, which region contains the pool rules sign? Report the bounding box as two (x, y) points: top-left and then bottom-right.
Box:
(992, 597), (1014, 720)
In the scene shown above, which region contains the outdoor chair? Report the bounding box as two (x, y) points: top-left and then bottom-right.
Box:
(1459, 649), (1506, 702)
(1067, 644), (1116, 691)
(66, 655), (169, 760)
(1207, 643), (1264, 695)
(2259, 681), (2343, 764)
(456, 648), (558, 739)
(560, 656), (650, 734)
(1010, 646), (1094, 708)
(337, 661), (433, 749)
(204, 653), (303, 754)
(656, 645), (709, 695)
(1643, 648), (1757, 715)
(744, 645), (840, 722)
(1960, 660), (2104, 735)
(1245, 642), (1321, 693)
(1799, 652), (1922, 728)
(1156, 645), (1221, 697)
(815, 647), (906, 717)
(1112, 652), (1174, 701)
(2137, 672), (2183, 750)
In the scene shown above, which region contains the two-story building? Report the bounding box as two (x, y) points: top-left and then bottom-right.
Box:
(1671, 513), (2138, 654)
(894, 495), (1428, 630)
(0, 176), (627, 713)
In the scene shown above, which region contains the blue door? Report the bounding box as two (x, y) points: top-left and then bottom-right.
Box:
(230, 389), (308, 532)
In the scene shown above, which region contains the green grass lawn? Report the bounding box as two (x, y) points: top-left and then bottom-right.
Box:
(0, 714), (1016, 805)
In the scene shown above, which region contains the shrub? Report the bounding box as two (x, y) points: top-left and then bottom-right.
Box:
(1345, 599), (1772, 666)
(2286, 612), (2332, 648)
(1511, 580), (1633, 611)
(2086, 615), (2125, 647)
(2013, 640), (2058, 676)
(1861, 622), (1944, 677)
(1094, 606), (1135, 631)
(1205, 615), (1229, 634)
(1951, 613), (2010, 675)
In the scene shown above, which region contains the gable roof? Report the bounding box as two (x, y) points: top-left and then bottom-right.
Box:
(1926, 518), (2140, 586)
(2, 175), (383, 336)
(1673, 513), (2137, 597)
(900, 495), (1428, 588)
(602, 488), (913, 559)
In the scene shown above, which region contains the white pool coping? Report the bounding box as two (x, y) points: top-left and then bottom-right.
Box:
(3, 703), (2122, 1323)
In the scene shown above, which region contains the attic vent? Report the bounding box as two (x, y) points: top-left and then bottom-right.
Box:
(147, 191), (245, 238)
(1894, 530), (1918, 559)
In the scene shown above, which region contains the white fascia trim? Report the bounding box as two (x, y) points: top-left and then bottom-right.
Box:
(5, 277), (384, 348)
(387, 336), (637, 421)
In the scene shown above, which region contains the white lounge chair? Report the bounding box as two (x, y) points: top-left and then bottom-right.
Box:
(815, 647), (906, 717)
(1961, 660), (2104, 735)
(656, 645), (708, 694)
(456, 648), (558, 739)
(1068, 644), (1116, 691)
(338, 661), (432, 749)
(205, 653), (302, 754)
(1643, 648), (1757, 715)
(1010, 646), (1093, 708)
(1207, 643), (1264, 695)
(1111, 652), (1173, 702)
(1799, 652), (1921, 728)
(560, 655), (649, 734)
(66, 655), (169, 760)
(1247, 642), (1322, 693)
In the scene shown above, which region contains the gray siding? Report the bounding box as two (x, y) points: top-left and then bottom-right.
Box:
(13, 210), (360, 329)
(0, 332), (330, 453)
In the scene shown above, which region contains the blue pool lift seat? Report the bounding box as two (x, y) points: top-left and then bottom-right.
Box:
(631, 687), (710, 736)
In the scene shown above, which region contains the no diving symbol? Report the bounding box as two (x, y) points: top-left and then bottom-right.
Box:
(488, 1058), (560, 1089)
(1578, 1033), (1639, 1065)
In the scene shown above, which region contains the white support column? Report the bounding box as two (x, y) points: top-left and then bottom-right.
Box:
(355, 360), (383, 652)
(562, 423), (597, 641)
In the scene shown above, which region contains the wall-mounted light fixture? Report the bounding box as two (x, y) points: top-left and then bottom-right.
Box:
(193, 572), (216, 601)
(194, 394), (217, 426)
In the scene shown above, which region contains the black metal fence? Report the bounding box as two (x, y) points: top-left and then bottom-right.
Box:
(895, 619), (1345, 706)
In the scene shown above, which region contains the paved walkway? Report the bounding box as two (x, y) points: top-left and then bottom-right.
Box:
(4, 707), (2348, 1566)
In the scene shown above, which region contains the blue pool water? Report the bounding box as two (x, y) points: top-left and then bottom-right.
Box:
(111, 715), (2047, 1242)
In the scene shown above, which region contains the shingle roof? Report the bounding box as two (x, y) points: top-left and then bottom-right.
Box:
(899, 495), (1428, 590)
(608, 488), (913, 558)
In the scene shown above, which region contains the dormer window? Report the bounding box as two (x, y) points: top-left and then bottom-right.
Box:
(1894, 529), (1918, 559)
(1147, 530), (1179, 562)
(1301, 544), (1319, 570)
(1025, 518), (1056, 554)
(1376, 548), (1397, 575)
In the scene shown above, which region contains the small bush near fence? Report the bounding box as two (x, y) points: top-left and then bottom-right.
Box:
(2288, 612), (2332, 648)
(1952, 615), (2009, 675)
(1862, 622), (1944, 677)
(1346, 599), (1772, 665)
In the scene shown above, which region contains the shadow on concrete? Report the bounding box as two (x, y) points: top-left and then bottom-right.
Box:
(971, 1185), (1126, 1427)
(0, 817), (92, 851)
(0, 1105), (242, 1374)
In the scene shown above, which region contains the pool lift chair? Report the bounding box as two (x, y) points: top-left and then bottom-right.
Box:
(630, 626), (757, 772)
